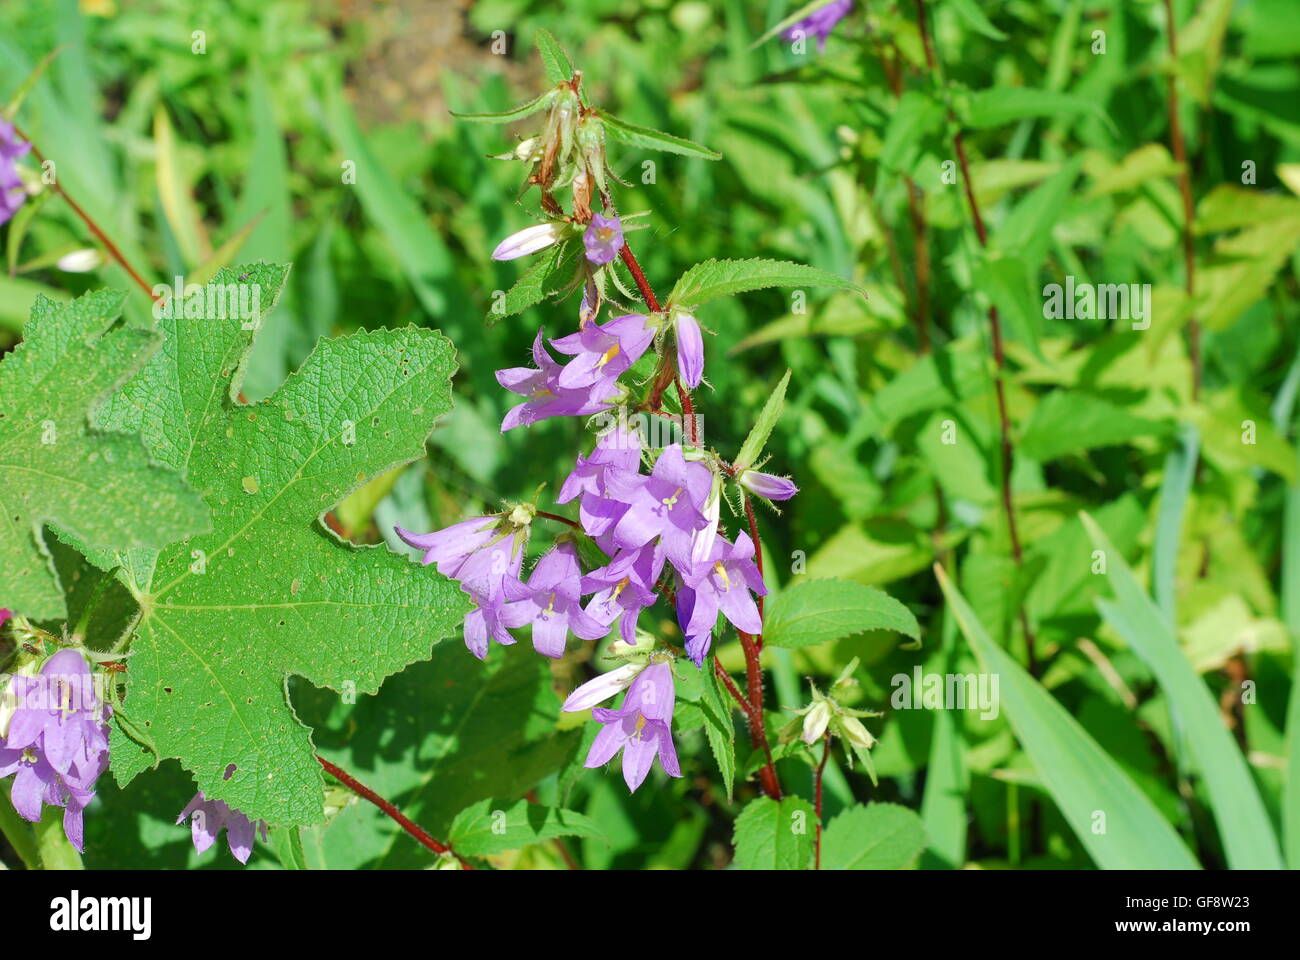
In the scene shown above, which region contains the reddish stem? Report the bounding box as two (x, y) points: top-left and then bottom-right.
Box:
(617, 242), (661, 312)
(1161, 0), (1200, 399)
(317, 755), (470, 868)
(917, 1), (1038, 674)
(536, 510), (580, 529)
(714, 655), (751, 712)
(12, 123), (160, 304)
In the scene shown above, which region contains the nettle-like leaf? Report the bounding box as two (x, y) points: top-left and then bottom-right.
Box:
(731, 796), (815, 869)
(819, 803), (927, 869)
(667, 258), (862, 311)
(599, 111), (722, 161)
(763, 579), (921, 650)
(91, 264), (469, 827)
(0, 290), (207, 619)
(447, 798), (605, 856)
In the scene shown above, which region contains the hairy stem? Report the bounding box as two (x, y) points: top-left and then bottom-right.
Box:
(1161, 0), (1200, 399)
(12, 123), (160, 304)
(317, 755), (470, 868)
(916, 0), (1038, 674)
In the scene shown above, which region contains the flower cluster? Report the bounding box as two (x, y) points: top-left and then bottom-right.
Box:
(0, 649), (110, 853)
(0, 120), (30, 227)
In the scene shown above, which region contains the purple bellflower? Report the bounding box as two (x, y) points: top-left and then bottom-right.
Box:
(558, 423), (643, 538)
(178, 792), (269, 864)
(0, 120), (30, 227)
(583, 213), (624, 265)
(550, 314), (654, 390)
(501, 541), (609, 657)
(496, 329), (623, 431)
(582, 543), (665, 643)
(782, 0), (853, 52)
(584, 660), (681, 791)
(0, 649), (111, 853)
(607, 444), (713, 573)
(396, 509), (531, 660)
(676, 531), (768, 665)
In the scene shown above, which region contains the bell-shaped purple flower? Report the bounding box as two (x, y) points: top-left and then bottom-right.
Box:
(609, 444), (713, 573)
(674, 311), (705, 389)
(501, 541), (609, 657)
(395, 511), (529, 659)
(737, 468), (799, 502)
(496, 329), (624, 431)
(0, 121), (31, 227)
(582, 544), (665, 644)
(584, 660), (681, 791)
(676, 531), (768, 665)
(582, 213), (624, 265)
(558, 423), (643, 538)
(782, 0), (853, 52)
(0, 649), (111, 853)
(550, 314), (654, 390)
(177, 792), (269, 864)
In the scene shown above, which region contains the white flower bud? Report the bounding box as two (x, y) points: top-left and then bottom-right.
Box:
(801, 699), (831, 744)
(561, 662), (646, 713)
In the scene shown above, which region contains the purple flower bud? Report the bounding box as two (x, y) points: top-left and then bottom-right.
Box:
(737, 468), (799, 501)
(177, 792), (269, 864)
(582, 213), (624, 265)
(674, 311), (705, 389)
(562, 661), (646, 712)
(492, 222), (566, 261)
(584, 661), (681, 791)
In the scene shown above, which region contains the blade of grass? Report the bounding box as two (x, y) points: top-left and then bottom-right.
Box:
(1083, 514), (1284, 869)
(919, 609), (969, 868)
(936, 564), (1199, 869)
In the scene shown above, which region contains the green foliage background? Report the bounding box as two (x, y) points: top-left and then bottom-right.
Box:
(1, 0), (1298, 869)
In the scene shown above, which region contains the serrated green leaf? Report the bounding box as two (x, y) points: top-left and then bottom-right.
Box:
(699, 659), (736, 798)
(764, 578), (921, 650)
(0, 290), (209, 619)
(668, 258), (860, 310)
(448, 797), (605, 856)
(451, 90), (555, 125)
(820, 803), (927, 869)
(491, 241), (570, 322)
(731, 796), (815, 869)
(535, 29), (574, 85)
(735, 369), (790, 470)
(97, 264), (470, 828)
(599, 112), (722, 161)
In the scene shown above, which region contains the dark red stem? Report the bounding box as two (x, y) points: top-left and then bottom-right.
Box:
(317, 755), (471, 868)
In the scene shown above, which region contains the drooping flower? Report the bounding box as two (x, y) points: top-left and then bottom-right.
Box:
(0, 649), (111, 853)
(558, 422), (643, 538)
(582, 544), (665, 644)
(492, 221), (568, 261)
(0, 120), (31, 227)
(673, 310), (705, 389)
(584, 660), (681, 791)
(582, 213), (624, 265)
(496, 329), (624, 431)
(501, 541), (609, 657)
(395, 506), (532, 659)
(550, 314), (654, 390)
(781, 0), (853, 53)
(737, 468), (799, 502)
(177, 792), (269, 864)
(676, 531), (768, 665)
(608, 444), (713, 572)
(561, 661), (647, 713)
